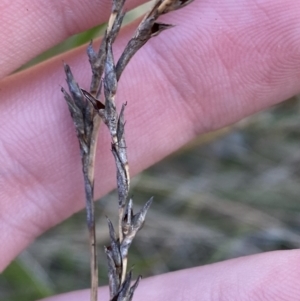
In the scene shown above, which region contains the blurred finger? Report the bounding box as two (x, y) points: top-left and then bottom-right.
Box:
(40, 251), (300, 301)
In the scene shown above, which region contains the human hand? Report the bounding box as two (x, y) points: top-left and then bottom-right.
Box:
(1, 0), (300, 299)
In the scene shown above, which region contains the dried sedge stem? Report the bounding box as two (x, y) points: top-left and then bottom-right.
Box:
(62, 0), (194, 300)
(62, 64), (101, 301)
(116, 0), (194, 80)
(87, 116), (101, 301)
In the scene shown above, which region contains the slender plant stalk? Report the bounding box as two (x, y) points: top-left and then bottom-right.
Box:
(87, 117), (101, 301)
(62, 0), (194, 300)
(61, 65), (101, 300)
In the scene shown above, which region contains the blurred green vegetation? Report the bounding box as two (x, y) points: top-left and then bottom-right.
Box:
(2, 4), (300, 301)
(1, 260), (54, 300)
(18, 24), (105, 71)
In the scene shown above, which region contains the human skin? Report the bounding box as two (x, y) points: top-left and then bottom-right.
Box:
(1, 0), (300, 300)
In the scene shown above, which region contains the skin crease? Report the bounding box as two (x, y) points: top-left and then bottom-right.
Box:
(0, 0), (300, 300)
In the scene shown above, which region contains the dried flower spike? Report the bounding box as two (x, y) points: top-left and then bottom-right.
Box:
(62, 0), (194, 300)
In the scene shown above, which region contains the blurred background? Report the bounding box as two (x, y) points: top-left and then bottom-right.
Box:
(2, 4), (300, 301)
